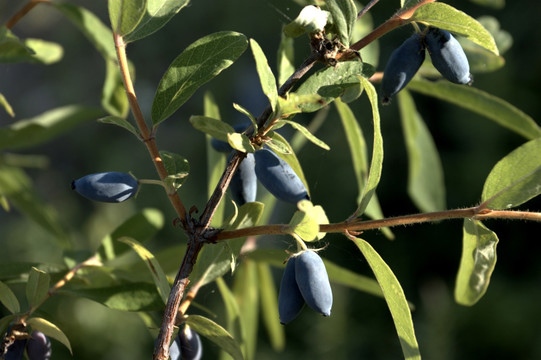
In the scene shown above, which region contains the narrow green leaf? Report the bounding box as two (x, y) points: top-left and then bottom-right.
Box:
(481, 138), (541, 209)
(295, 61), (373, 112)
(256, 263), (285, 351)
(101, 58), (130, 118)
(190, 116), (235, 142)
(152, 32), (248, 125)
(398, 90), (445, 212)
(160, 151), (190, 190)
(351, 237), (421, 360)
(186, 314), (244, 360)
(98, 115), (139, 136)
(60, 282), (164, 311)
(228, 133), (255, 153)
(0, 93), (14, 117)
(275, 119), (330, 150)
(277, 33), (295, 87)
(99, 208), (164, 261)
(232, 260), (259, 360)
(455, 219), (499, 306)
(325, 0), (356, 46)
(51, 3), (116, 60)
(407, 78), (541, 140)
(276, 93), (324, 117)
(0, 105), (104, 151)
(0, 281), (20, 314)
(216, 277), (243, 345)
(357, 77), (383, 216)
(26, 317), (72, 354)
(250, 39), (278, 112)
(265, 133), (292, 155)
(108, 0), (147, 36)
(26, 267), (50, 309)
(0, 29), (62, 64)
(117, 237), (170, 304)
(22, 38), (63, 65)
(411, 2), (498, 55)
(204, 92), (226, 226)
(0, 166), (68, 245)
(124, 0), (190, 42)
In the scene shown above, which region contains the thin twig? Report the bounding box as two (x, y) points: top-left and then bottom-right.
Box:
(357, 0), (380, 20)
(5, 0), (50, 29)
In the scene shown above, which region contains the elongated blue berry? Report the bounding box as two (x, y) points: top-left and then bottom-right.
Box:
(71, 172), (138, 203)
(26, 331), (51, 360)
(211, 123), (251, 153)
(278, 256), (305, 324)
(425, 27), (472, 85)
(254, 148), (309, 204)
(295, 251), (332, 317)
(174, 325), (202, 360)
(229, 152), (257, 205)
(381, 33), (425, 104)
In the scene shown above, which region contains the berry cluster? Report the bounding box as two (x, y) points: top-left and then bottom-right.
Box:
(3, 331), (51, 360)
(381, 27), (472, 104)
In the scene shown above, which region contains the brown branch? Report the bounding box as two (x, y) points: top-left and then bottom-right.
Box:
(5, 0), (50, 29)
(114, 34), (188, 224)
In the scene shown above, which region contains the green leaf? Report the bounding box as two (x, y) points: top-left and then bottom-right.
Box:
(190, 116), (235, 141)
(61, 282), (164, 311)
(191, 202), (264, 287)
(407, 78), (541, 140)
(351, 237), (421, 360)
(228, 133), (255, 153)
(26, 317), (72, 354)
(287, 200), (329, 241)
(124, 0), (190, 42)
(108, 0), (147, 36)
(256, 263), (285, 351)
(160, 151), (190, 190)
(204, 92), (226, 226)
(0, 166), (68, 245)
(356, 77), (383, 216)
(275, 119), (330, 150)
(455, 219), (499, 306)
(52, 3), (116, 60)
(216, 277), (243, 356)
(0, 281), (20, 314)
(0, 105), (104, 151)
(265, 133), (292, 155)
(117, 237), (170, 304)
(410, 2), (498, 55)
(481, 138), (541, 209)
(101, 58), (130, 118)
(0, 93), (14, 117)
(152, 32), (248, 125)
(283, 5), (330, 37)
(295, 61), (373, 112)
(0, 28), (61, 64)
(325, 0), (356, 46)
(250, 39), (278, 112)
(98, 115), (139, 136)
(186, 314), (244, 360)
(398, 90), (445, 212)
(276, 93), (325, 117)
(232, 260), (259, 360)
(26, 267), (50, 309)
(98, 208), (164, 261)
(277, 33), (295, 87)
(232, 103), (257, 131)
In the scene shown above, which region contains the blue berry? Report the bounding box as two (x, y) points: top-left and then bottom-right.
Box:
(294, 251), (332, 317)
(425, 27), (472, 85)
(26, 331), (51, 360)
(71, 172), (138, 203)
(381, 33), (426, 104)
(254, 148), (309, 204)
(278, 256), (305, 324)
(229, 152), (257, 205)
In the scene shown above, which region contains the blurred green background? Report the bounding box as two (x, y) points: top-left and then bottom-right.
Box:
(1, 0), (541, 359)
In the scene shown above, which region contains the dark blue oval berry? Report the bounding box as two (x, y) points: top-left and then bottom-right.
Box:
(254, 148), (309, 204)
(229, 152), (257, 205)
(4, 339), (26, 360)
(26, 331), (51, 360)
(294, 251), (332, 317)
(71, 172), (138, 203)
(381, 33), (426, 104)
(425, 27), (472, 85)
(176, 325), (202, 360)
(278, 256), (305, 324)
